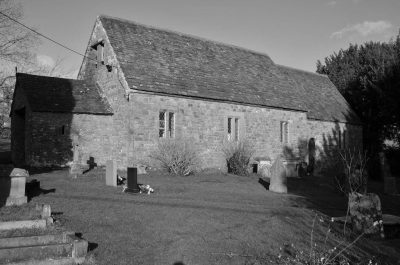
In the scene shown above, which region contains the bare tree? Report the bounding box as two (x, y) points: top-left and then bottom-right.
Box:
(0, 1), (73, 137)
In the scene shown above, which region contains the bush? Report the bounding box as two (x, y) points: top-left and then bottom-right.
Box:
(221, 139), (255, 176)
(150, 138), (198, 176)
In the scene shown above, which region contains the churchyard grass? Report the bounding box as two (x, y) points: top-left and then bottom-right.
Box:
(23, 168), (400, 265)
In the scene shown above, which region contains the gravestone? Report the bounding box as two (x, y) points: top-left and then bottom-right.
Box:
(258, 160), (271, 178)
(269, 156), (287, 193)
(379, 152), (398, 195)
(124, 167), (140, 193)
(69, 144), (83, 178)
(349, 192), (384, 238)
(136, 164), (147, 175)
(41, 204), (51, 219)
(6, 168), (29, 206)
(106, 160), (117, 187)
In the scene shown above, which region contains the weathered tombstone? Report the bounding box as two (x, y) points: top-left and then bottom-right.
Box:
(6, 168), (29, 206)
(379, 152), (398, 195)
(136, 164), (147, 175)
(124, 167), (140, 193)
(283, 159), (298, 178)
(106, 160), (117, 187)
(349, 192), (384, 238)
(70, 163), (83, 178)
(41, 204), (51, 219)
(70, 144), (83, 178)
(269, 156), (287, 193)
(258, 160), (271, 178)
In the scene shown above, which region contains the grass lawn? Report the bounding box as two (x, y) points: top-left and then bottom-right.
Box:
(18, 168), (400, 265)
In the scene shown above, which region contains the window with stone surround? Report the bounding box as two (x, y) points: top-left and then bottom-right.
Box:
(91, 41), (104, 67)
(159, 111), (175, 138)
(227, 117), (239, 141)
(280, 121), (289, 144)
(57, 125), (67, 136)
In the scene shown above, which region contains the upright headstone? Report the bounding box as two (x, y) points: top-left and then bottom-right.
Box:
(70, 144), (83, 178)
(125, 167), (140, 193)
(349, 192), (384, 238)
(6, 168), (29, 206)
(269, 156), (287, 193)
(258, 160), (271, 178)
(106, 160), (117, 187)
(379, 152), (398, 195)
(41, 204), (51, 219)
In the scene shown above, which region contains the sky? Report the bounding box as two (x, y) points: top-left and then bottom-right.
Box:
(16, 0), (400, 77)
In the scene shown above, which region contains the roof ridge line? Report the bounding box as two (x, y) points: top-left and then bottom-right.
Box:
(98, 14), (276, 62)
(277, 64), (328, 78)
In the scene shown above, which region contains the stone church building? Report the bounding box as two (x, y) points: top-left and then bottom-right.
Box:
(11, 15), (362, 170)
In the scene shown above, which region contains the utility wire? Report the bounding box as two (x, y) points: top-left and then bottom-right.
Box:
(0, 10), (98, 64)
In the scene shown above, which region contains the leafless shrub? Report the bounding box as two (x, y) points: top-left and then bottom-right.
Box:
(335, 148), (369, 195)
(221, 139), (255, 176)
(150, 138), (199, 176)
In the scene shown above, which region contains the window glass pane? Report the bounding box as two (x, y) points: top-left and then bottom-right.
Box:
(159, 111), (165, 121)
(227, 117), (232, 140)
(285, 123), (289, 143)
(168, 112), (175, 138)
(159, 111), (166, 138)
(234, 118), (239, 141)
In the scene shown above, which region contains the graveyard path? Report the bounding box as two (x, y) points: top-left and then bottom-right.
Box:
(27, 168), (400, 265)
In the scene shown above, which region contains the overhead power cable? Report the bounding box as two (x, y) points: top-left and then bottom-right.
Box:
(0, 10), (98, 64)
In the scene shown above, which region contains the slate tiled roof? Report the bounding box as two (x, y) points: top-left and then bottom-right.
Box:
(15, 73), (112, 115)
(100, 16), (307, 112)
(99, 15), (359, 124)
(278, 66), (361, 124)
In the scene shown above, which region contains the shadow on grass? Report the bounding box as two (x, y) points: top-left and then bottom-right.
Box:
(26, 179), (56, 202)
(88, 242), (98, 252)
(258, 178), (270, 191)
(286, 176), (348, 217)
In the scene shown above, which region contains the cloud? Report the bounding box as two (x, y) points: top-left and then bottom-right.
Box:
(330, 20), (393, 39)
(36, 54), (55, 67)
(327, 1), (337, 6)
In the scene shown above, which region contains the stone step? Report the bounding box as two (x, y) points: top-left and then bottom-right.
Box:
(7, 257), (78, 265)
(0, 232), (74, 248)
(0, 242), (73, 264)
